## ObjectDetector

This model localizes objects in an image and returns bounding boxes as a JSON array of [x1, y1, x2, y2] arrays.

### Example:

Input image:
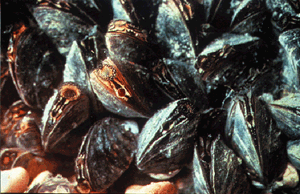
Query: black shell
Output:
[[105, 20, 158, 69], [7, 27, 64, 110], [287, 140, 300, 170], [266, 92, 300, 139], [224, 91, 287, 189], [137, 0, 209, 110], [193, 135, 251, 194], [267, 0, 300, 33], [228, 0, 267, 35], [288, 0, 300, 12], [196, 33, 270, 92], [279, 28, 300, 92], [150, 0, 197, 60], [111, 0, 132, 22], [41, 82, 90, 156], [63, 40, 104, 114], [60, 0, 113, 32], [90, 57, 171, 118], [113, 0, 160, 36], [136, 98, 199, 177], [75, 117, 139, 192], [151, 60, 186, 101], [28, 1, 99, 56]]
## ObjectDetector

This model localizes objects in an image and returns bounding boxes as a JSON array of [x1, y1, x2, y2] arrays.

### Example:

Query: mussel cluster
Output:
[[1, 0, 300, 193]]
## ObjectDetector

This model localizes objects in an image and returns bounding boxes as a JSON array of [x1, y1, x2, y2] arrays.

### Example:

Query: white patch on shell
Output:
[[122, 120, 139, 135], [200, 33, 259, 56], [148, 169, 181, 180]]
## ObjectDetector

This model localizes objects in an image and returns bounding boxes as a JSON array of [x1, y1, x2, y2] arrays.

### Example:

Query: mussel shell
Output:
[[229, 0, 267, 35], [193, 146, 211, 194], [251, 70, 282, 100], [1, 100, 43, 155], [154, 0, 196, 61], [279, 28, 300, 91], [111, 0, 132, 22], [5, 113, 44, 156], [151, 60, 186, 101], [172, 0, 211, 53], [193, 135, 251, 194], [115, 0, 160, 35], [62, 0, 113, 32], [0, 63, 20, 113], [266, 0, 300, 33], [78, 29, 107, 72], [288, 0, 300, 12], [90, 57, 171, 118], [117, 0, 207, 54], [163, 58, 209, 110], [225, 92, 287, 188], [199, 108, 227, 137], [26, 173, 75, 193], [28, 2, 98, 56], [201, 0, 265, 32], [1, 100, 31, 139], [106, 20, 158, 69], [209, 135, 251, 194], [110, 0, 209, 110], [268, 93, 300, 139], [196, 33, 269, 91], [41, 82, 90, 155], [136, 98, 199, 176], [75, 117, 138, 192], [63, 41, 104, 114], [203, 0, 234, 31], [266, 92, 300, 139], [287, 140, 300, 170], [7, 27, 64, 110]]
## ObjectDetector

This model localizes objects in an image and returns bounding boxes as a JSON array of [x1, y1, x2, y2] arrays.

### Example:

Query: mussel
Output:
[[193, 135, 251, 194], [63, 40, 104, 114], [105, 20, 158, 69], [196, 33, 270, 93], [1, 100, 31, 139], [5, 113, 43, 156], [3, 1, 300, 193], [7, 26, 64, 110], [267, 0, 300, 33], [41, 82, 90, 156], [279, 28, 300, 92], [75, 117, 139, 192], [287, 140, 300, 170], [25, 173, 76, 193], [224, 91, 287, 190], [229, 0, 268, 35], [266, 92, 300, 139], [106, 20, 187, 104], [27, 1, 104, 56], [90, 57, 171, 118], [136, 98, 199, 179]]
